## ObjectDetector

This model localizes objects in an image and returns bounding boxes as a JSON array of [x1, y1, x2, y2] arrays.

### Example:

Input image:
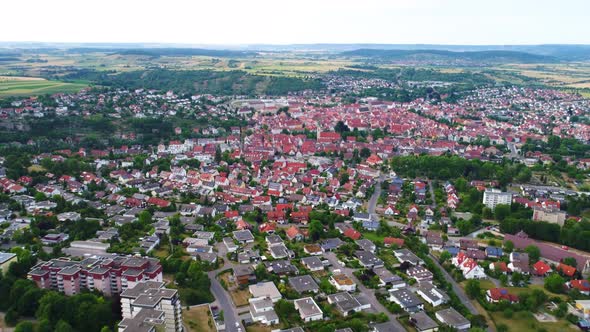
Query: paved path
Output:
[[324, 252, 406, 332]]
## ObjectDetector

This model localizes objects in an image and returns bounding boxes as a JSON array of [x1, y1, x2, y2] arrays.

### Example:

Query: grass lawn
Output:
[[490, 310, 579, 332], [153, 244, 170, 259], [229, 288, 251, 307], [467, 279, 569, 301], [378, 251, 400, 268], [363, 232, 385, 243], [184, 305, 216, 332], [218, 271, 250, 307]]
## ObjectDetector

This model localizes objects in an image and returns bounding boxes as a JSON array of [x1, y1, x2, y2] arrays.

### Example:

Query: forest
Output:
[[60, 69, 324, 96]]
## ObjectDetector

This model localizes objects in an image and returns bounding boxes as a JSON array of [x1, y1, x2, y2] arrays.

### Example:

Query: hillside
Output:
[[341, 49, 557, 63]]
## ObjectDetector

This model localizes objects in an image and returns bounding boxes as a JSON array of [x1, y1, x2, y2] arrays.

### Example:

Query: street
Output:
[[428, 254, 493, 332], [208, 241, 244, 332], [324, 252, 406, 332], [428, 253, 478, 315], [208, 268, 244, 332], [368, 173, 384, 215]]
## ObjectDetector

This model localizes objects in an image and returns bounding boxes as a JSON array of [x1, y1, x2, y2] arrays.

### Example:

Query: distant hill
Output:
[[340, 49, 557, 63], [66, 48, 256, 57]]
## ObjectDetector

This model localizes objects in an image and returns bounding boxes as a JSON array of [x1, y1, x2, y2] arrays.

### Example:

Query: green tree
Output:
[[563, 257, 577, 268], [138, 210, 153, 224], [14, 321, 34, 332], [308, 220, 324, 241], [334, 121, 349, 133], [511, 272, 524, 286], [525, 245, 540, 263], [494, 204, 510, 221], [55, 320, 74, 332], [503, 240, 514, 253], [465, 279, 481, 299], [360, 147, 371, 158], [499, 274, 508, 286], [439, 251, 452, 264], [544, 273, 565, 293]]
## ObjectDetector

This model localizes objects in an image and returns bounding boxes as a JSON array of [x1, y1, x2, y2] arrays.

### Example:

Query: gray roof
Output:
[[0, 252, 16, 264], [389, 288, 423, 309], [294, 297, 322, 317], [371, 322, 400, 332], [410, 311, 439, 331], [435, 308, 470, 329], [233, 230, 254, 242], [355, 250, 384, 268], [288, 275, 319, 293], [301, 256, 324, 270], [327, 292, 364, 313], [393, 249, 423, 265], [417, 283, 450, 304]]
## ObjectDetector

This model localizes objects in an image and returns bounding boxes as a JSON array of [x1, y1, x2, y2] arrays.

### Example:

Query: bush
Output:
[[4, 308, 19, 326]]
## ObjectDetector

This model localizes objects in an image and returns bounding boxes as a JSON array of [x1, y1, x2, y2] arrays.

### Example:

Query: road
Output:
[[368, 173, 384, 215], [324, 252, 406, 332], [426, 179, 436, 204], [507, 143, 522, 161], [208, 268, 243, 332], [208, 242, 244, 332], [428, 253, 478, 315]]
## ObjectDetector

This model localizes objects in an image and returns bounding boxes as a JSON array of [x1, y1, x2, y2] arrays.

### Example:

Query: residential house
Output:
[[355, 251, 384, 269], [486, 288, 519, 303], [330, 274, 357, 292], [435, 308, 471, 331], [389, 288, 424, 313], [233, 265, 256, 286], [249, 282, 282, 303], [533, 261, 552, 276], [301, 257, 324, 272], [410, 311, 439, 332], [294, 297, 323, 322], [289, 275, 319, 294], [417, 283, 449, 307], [327, 292, 371, 317]]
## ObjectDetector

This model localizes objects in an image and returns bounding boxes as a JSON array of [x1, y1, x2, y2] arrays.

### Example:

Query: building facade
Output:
[[119, 281, 183, 332], [27, 255, 162, 296]]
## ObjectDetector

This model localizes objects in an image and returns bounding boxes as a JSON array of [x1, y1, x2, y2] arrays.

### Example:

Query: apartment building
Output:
[[27, 255, 162, 296], [119, 281, 183, 332], [482, 189, 512, 210]]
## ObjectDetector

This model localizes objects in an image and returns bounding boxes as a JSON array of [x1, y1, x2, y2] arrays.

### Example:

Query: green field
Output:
[[0, 78, 88, 97]]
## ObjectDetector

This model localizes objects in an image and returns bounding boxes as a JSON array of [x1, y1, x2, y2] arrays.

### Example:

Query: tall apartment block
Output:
[[119, 281, 183, 332], [27, 255, 162, 296], [482, 188, 512, 210]]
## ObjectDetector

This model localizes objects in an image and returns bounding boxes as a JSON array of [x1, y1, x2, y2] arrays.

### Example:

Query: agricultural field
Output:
[[495, 63, 590, 89], [0, 76, 87, 97]]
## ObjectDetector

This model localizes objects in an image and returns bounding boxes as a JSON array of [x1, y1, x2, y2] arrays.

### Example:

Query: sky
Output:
[[2, 0, 589, 45]]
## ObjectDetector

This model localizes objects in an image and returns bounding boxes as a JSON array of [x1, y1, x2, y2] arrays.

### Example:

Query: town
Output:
[[0, 69, 589, 332]]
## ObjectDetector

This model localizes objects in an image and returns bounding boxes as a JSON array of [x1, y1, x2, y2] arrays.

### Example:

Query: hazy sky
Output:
[[2, 0, 589, 45]]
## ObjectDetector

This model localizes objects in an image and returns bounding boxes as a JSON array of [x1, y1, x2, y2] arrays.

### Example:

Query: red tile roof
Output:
[[557, 263, 576, 277], [533, 261, 551, 275], [488, 288, 519, 302], [343, 228, 361, 240]]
